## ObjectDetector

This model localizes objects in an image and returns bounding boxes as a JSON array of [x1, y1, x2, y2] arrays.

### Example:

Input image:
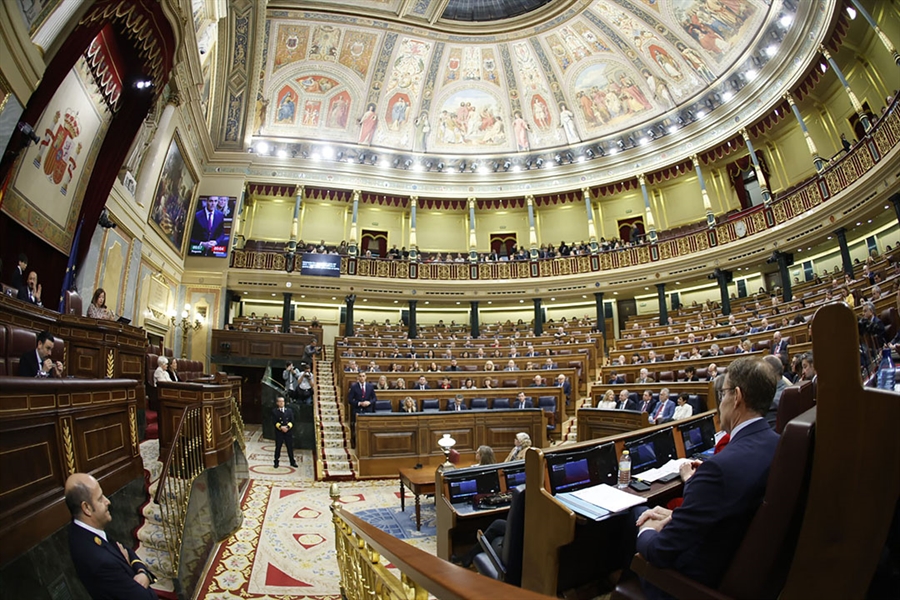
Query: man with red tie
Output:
[[648, 388, 675, 424], [190, 197, 227, 255]]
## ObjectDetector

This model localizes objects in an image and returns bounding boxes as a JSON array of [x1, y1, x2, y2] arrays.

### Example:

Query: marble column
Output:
[[740, 129, 772, 205], [408, 196, 419, 261], [785, 93, 825, 172], [691, 155, 716, 228], [348, 190, 360, 256], [848, 0, 900, 66], [638, 174, 658, 243], [231, 185, 247, 250], [470, 301, 480, 339], [468, 198, 478, 262], [835, 228, 854, 279], [408, 300, 418, 339], [526, 195, 539, 259], [714, 269, 732, 316], [533, 298, 543, 336], [287, 187, 303, 269], [281, 293, 292, 333], [594, 292, 606, 353], [656, 283, 668, 326], [774, 252, 793, 302], [583, 187, 599, 253], [345, 296, 355, 337], [821, 46, 872, 133]]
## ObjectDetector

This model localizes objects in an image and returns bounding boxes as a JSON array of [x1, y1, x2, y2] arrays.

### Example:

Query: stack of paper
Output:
[[572, 484, 647, 512], [635, 458, 692, 483]]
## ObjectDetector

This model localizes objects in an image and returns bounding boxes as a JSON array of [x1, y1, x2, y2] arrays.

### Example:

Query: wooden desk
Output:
[[399, 467, 436, 531]]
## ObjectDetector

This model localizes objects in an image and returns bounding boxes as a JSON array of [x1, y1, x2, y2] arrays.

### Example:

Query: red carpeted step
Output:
[[144, 410, 159, 440]]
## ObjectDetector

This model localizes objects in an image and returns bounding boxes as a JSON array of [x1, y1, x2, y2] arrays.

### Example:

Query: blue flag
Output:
[[59, 217, 83, 313]]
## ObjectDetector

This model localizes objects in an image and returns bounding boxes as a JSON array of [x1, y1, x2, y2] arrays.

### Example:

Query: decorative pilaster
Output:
[[583, 187, 599, 253], [821, 46, 872, 132], [740, 129, 772, 205], [468, 198, 478, 262], [785, 93, 825, 172], [348, 190, 360, 256], [848, 0, 900, 66], [691, 155, 716, 227], [408, 196, 418, 261], [526, 195, 539, 259], [638, 174, 657, 243]]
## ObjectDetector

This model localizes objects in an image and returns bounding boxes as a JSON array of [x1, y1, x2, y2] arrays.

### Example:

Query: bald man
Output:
[[65, 473, 157, 599]]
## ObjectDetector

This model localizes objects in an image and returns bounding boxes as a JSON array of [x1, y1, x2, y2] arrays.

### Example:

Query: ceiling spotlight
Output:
[[668, 125, 678, 134], [392, 157, 401, 168], [525, 159, 534, 169], [535, 157, 544, 168], [425, 161, 433, 171], [277, 149, 288, 158], [819, 62, 827, 73], [511, 164, 521, 172], [321, 146, 334, 159], [647, 129, 657, 139], [640, 137, 650, 146], [469, 162, 477, 172], [565, 151, 574, 163], [554, 153, 563, 164], [617, 139, 626, 150], [336, 151, 344, 161], [745, 69, 758, 81], [459, 161, 467, 172], [358, 152, 366, 163], [403, 159, 412, 169], [369, 154, 378, 165], [779, 15, 792, 28], [585, 148, 594, 159], [627, 136, 636, 147], [846, 6, 857, 19], [492, 161, 500, 172], [722, 91, 733, 102], [412, 162, 422, 171], [503, 160, 511, 171], [765, 45, 778, 57], [436, 162, 444, 172], [255, 141, 270, 154], [596, 146, 605, 157]]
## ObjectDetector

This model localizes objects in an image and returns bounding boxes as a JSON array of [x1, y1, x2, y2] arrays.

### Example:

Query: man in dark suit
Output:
[[18, 330, 63, 377], [555, 373, 572, 405], [514, 392, 533, 409], [446, 395, 468, 411], [65, 472, 157, 599], [16, 270, 42, 306], [414, 375, 430, 390], [190, 197, 227, 255], [272, 396, 297, 468], [634, 356, 780, 595], [617, 389, 639, 411], [772, 330, 789, 360], [11, 253, 27, 291], [348, 372, 377, 421]]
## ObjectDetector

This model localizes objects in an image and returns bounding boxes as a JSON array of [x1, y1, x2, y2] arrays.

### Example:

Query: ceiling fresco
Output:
[[252, 0, 772, 157]]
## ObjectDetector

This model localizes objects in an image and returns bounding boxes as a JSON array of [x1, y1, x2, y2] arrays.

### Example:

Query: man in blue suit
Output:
[[65, 473, 157, 599], [190, 197, 227, 255], [555, 373, 572, 405], [647, 388, 675, 424], [446, 395, 469, 411], [273, 395, 297, 468], [634, 356, 780, 595], [348, 371, 377, 420]]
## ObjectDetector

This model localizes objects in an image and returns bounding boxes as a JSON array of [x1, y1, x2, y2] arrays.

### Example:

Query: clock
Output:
[[734, 220, 748, 238]]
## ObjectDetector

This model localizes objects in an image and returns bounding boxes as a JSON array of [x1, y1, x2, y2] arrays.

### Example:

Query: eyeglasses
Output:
[[722, 386, 737, 397]]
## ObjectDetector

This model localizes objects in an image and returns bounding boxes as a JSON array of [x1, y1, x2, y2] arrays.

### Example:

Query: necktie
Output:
[[655, 403, 664, 420], [208, 212, 215, 238]]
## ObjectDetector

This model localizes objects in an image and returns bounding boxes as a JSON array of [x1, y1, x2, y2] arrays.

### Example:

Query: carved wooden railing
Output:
[[230, 395, 246, 453], [230, 103, 900, 281], [154, 403, 204, 577], [330, 484, 552, 600]]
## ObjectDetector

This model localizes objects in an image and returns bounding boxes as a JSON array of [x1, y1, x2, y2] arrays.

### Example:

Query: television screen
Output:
[[678, 415, 717, 456], [300, 253, 341, 277], [188, 195, 236, 257], [546, 442, 617, 495], [624, 428, 678, 475]]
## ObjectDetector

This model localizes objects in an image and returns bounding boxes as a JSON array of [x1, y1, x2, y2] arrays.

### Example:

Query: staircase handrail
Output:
[[330, 484, 552, 600], [153, 402, 204, 576]]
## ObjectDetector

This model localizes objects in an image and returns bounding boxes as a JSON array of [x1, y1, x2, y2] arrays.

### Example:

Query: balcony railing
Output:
[[231, 104, 900, 281]]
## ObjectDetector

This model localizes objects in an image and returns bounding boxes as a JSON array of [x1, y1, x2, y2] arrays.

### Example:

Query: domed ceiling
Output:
[[252, 0, 775, 156]]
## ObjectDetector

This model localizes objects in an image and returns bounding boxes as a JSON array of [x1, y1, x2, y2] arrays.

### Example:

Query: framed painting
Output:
[[147, 132, 197, 257]]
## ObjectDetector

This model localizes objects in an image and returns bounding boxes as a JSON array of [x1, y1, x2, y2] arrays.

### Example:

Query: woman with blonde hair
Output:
[[153, 356, 171, 387], [484, 360, 496, 372], [402, 396, 417, 413], [395, 377, 407, 389], [504, 432, 532, 462], [597, 389, 617, 409], [376, 375, 389, 390]]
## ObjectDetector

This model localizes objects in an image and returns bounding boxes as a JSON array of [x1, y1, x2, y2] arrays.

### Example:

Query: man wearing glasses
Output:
[[633, 356, 780, 593]]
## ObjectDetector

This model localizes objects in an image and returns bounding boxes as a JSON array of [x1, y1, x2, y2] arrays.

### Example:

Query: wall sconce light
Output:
[[169, 304, 203, 359]]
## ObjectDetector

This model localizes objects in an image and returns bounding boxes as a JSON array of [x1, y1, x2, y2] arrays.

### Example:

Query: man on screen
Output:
[[190, 197, 227, 255]]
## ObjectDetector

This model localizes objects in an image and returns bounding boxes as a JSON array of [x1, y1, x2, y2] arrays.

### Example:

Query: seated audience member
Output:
[[153, 357, 171, 386], [474, 445, 496, 466], [87, 288, 118, 320], [555, 373, 572, 404], [427, 361, 441, 372], [634, 356, 779, 593], [672, 395, 693, 420], [706, 363, 718, 380], [607, 370, 620, 384], [409, 360, 422, 372], [597, 390, 617, 409], [771, 331, 789, 360], [375, 375, 389, 390], [395, 377, 407, 390], [462, 378, 477, 389], [166, 358, 180, 382], [504, 432, 531, 462], [636, 368, 654, 384], [65, 473, 158, 599], [530, 374, 545, 387], [762, 355, 791, 428], [402, 396, 417, 413], [17, 270, 42, 306], [683, 365, 699, 381], [483, 378, 496, 389], [41, 356, 64, 378], [414, 376, 430, 390], [618, 389, 638, 411], [484, 360, 496, 372], [446, 394, 468, 411], [439, 377, 453, 390], [505, 360, 519, 371], [801, 352, 817, 384], [648, 388, 675, 424], [514, 391, 532, 409], [638, 390, 655, 414], [19, 330, 63, 377]]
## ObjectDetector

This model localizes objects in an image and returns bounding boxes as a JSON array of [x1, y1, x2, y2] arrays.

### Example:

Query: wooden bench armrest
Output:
[[629, 554, 732, 600]]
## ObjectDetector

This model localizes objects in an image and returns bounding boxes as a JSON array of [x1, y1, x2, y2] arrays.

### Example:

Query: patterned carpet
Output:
[[192, 426, 437, 599]]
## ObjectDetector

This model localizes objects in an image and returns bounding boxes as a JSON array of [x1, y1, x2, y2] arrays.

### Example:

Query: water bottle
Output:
[[617, 450, 632, 489], [877, 347, 896, 390]]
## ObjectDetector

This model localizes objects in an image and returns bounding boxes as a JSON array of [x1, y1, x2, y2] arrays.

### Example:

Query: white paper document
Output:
[[571, 484, 647, 513], [635, 458, 692, 483]]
